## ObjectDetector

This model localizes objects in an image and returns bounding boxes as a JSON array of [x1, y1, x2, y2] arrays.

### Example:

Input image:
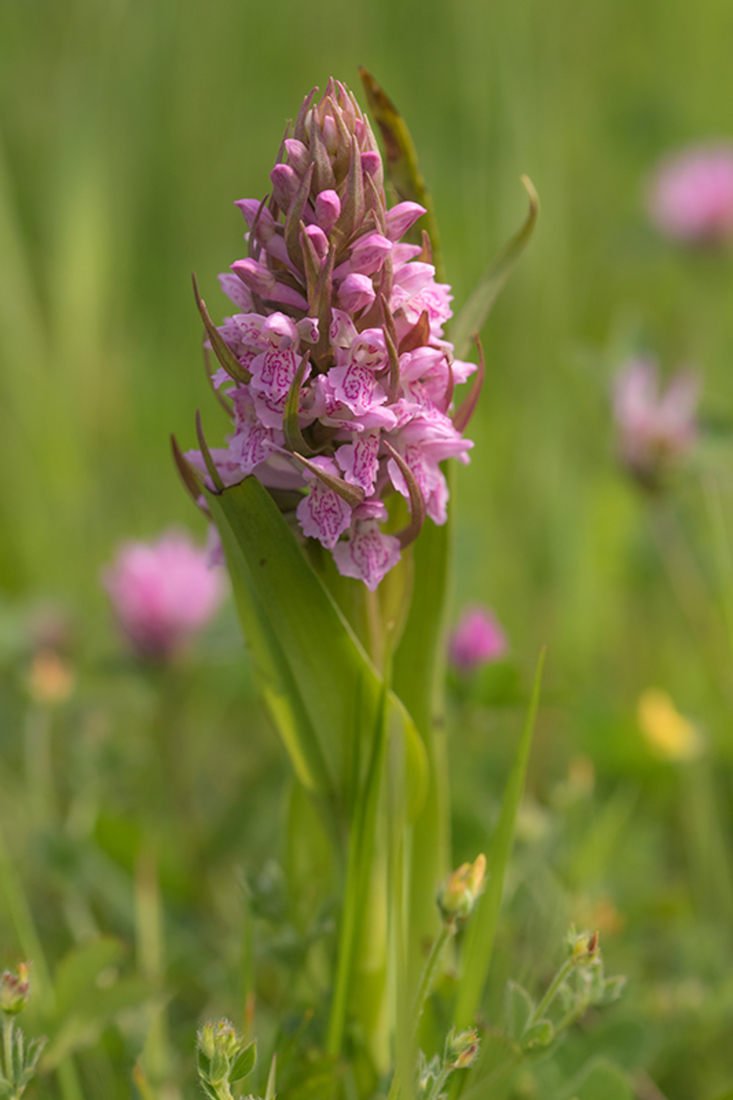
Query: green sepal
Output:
[[451, 176, 539, 360]]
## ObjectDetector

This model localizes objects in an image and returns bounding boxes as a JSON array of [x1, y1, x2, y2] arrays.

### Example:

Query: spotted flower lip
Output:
[[189, 79, 478, 591]]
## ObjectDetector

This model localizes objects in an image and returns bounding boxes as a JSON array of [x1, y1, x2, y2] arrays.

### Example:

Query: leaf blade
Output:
[[454, 648, 546, 1027], [452, 176, 539, 360]]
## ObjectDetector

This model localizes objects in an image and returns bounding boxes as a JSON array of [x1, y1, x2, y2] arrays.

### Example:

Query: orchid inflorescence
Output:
[[184, 79, 479, 591]]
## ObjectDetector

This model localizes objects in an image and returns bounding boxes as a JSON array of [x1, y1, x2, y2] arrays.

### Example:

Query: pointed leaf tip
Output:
[[452, 175, 539, 359], [192, 272, 252, 384], [283, 355, 315, 455], [292, 453, 365, 508], [383, 440, 426, 548], [452, 333, 485, 434], [171, 434, 205, 506], [195, 409, 225, 493]]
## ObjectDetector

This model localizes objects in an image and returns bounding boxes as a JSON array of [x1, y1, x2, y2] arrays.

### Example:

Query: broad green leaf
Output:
[[359, 68, 444, 282], [230, 1042, 257, 1083], [54, 937, 126, 1018], [451, 176, 539, 360], [42, 976, 155, 1068], [504, 980, 534, 1042], [454, 649, 546, 1027], [523, 1019, 554, 1050], [392, 515, 452, 988], [208, 477, 381, 802], [565, 1057, 633, 1100]]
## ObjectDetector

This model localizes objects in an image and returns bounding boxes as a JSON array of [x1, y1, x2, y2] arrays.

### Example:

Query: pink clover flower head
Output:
[[449, 606, 508, 673], [192, 79, 478, 590], [613, 358, 700, 485], [647, 144, 733, 244], [103, 531, 224, 659]]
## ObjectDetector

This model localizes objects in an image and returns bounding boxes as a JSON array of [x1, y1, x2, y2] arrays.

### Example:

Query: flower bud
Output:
[[565, 925, 600, 965], [314, 189, 341, 232], [284, 138, 309, 175], [337, 272, 376, 313], [1, 963, 31, 1016], [446, 1028, 480, 1069], [438, 853, 486, 926], [270, 163, 301, 211]]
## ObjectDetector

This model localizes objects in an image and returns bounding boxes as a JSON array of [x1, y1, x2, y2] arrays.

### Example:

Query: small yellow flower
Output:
[[637, 688, 703, 762]]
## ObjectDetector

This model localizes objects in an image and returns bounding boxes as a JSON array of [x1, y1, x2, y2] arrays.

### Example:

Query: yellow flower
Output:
[[637, 688, 703, 761]]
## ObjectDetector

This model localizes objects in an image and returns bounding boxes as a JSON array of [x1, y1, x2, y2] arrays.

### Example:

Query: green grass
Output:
[[2, 1, 733, 1097]]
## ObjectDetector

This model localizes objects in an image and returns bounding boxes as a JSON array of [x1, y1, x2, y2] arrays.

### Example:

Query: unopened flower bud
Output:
[[197, 1019, 239, 1067], [438, 853, 486, 926], [338, 272, 376, 313], [446, 1028, 480, 1069], [284, 138, 309, 175], [361, 150, 382, 178], [565, 925, 600, 965], [270, 163, 301, 211], [304, 223, 329, 263], [314, 189, 341, 232], [1, 963, 31, 1016]]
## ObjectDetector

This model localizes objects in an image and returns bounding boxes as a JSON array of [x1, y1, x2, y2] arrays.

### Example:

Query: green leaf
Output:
[[565, 1057, 633, 1100], [523, 1019, 554, 1050], [504, 980, 534, 1041], [359, 68, 444, 282], [54, 937, 126, 1018], [43, 976, 155, 1068], [451, 176, 539, 360], [229, 1042, 257, 1083], [392, 514, 452, 988], [207, 478, 420, 813], [454, 649, 546, 1027]]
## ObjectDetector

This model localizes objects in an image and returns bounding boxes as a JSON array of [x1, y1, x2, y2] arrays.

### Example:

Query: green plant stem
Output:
[[3, 1015, 14, 1092], [529, 956, 574, 1026], [0, 824, 85, 1100], [411, 924, 454, 1037], [426, 1065, 452, 1100]]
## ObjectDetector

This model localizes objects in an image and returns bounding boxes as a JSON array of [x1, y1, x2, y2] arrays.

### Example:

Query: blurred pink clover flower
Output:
[[449, 606, 508, 673], [613, 358, 700, 486], [103, 531, 224, 659], [647, 144, 733, 244]]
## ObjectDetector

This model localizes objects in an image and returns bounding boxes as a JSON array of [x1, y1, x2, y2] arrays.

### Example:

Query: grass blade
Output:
[[454, 647, 546, 1028], [452, 176, 539, 360]]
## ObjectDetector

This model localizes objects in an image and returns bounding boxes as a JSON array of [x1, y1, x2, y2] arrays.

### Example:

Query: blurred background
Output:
[[2, 0, 733, 1097]]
